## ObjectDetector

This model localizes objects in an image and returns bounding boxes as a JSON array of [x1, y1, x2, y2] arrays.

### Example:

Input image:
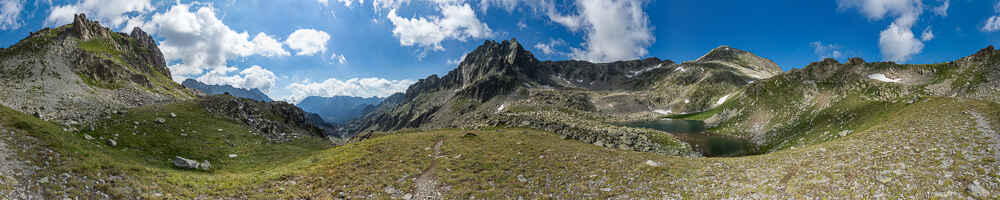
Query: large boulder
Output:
[[172, 156, 210, 171]]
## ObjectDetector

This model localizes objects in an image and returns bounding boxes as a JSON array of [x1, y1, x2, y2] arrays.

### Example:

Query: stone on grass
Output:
[[645, 160, 662, 167], [154, 118, 166, 124], [968, 181, 989, 198], [173, 156, 210, 171]]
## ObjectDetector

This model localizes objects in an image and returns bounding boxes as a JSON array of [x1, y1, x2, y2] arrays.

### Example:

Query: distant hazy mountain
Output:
[[296, 96, 383, 123], [182, 79, 273, 102]]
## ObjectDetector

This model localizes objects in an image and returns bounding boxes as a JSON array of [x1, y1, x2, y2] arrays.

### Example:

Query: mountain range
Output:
[[296, 96, 383, 123], [0, 14, 998, 199], [181, 79, 273, 102]]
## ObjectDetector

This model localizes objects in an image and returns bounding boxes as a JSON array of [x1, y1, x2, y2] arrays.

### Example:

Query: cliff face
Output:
[[0, 13, 194, 124]]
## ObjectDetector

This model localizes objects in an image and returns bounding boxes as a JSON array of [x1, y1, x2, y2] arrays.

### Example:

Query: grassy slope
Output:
[[258, 97, 999, 199], [1, 97, 998, 199], [0, 100, 331, 198]]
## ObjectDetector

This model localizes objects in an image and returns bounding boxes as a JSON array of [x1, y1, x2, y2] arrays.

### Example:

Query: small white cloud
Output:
[[318, 0, 328, 6], [285, 29, 331, 56], [809, 41, 843, 60], [196, 65, 279, 93], [984, 1, 1000, 32], [920, 26, 934, 41], [984, 16, 1000, 32], [479, 0, 519, 13], [516, 20, 527, 30], [386, 3, 493, 56], [0, 0, 24, 30], [533, 39, 566, 55], [447, 54, 466, 65], [283, 77, 416, 103], [44, 0, 155, 29], [330, 52, 348, 64], [932, 0, 948, 17]]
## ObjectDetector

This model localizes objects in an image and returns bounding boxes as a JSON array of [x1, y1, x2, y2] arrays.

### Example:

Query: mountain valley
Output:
[[0, 14, 998, 199]]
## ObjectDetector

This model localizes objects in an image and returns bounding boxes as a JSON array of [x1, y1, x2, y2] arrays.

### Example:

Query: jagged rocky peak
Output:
[[72, 13, 112, 41], [452, 38, 538, 86], [692, 45, 783, 79]]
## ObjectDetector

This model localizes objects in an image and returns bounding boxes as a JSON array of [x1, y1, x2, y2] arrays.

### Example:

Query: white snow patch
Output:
[[228, 154, 238, 158], [684, 99, 690, 103], [626, 64, 663, 78], [497, 104, 506, 112], [715, 94, 731, 106], [653, 109, 672, 115], [867, 73, 902, 83], [674, 66, 686, 72]]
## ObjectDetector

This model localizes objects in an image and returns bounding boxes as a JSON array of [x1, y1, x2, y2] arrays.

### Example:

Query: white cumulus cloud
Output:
[[44, 0, 154, 29], [0, 0, 23, 30], [566, 0, 654, 62], [146, 2, 290, 81], [196, 65, 279, 93], [837, 0, 927, 62], [387, 2, 493, 56], [283, 78, 416, 103], [285, 29, 331, 56]]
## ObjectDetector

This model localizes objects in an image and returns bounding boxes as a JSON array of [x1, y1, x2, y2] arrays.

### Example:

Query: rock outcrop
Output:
[[0, 13, 193, 125], [199, 95, 334, 142]]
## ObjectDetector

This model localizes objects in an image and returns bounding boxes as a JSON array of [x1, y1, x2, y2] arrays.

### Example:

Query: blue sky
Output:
[[1, 0, 998, 102]]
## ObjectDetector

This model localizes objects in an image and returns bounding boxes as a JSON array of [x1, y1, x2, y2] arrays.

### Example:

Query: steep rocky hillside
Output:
[[0, 14, 194, 124], [700, 46, 1000, 152], [296, 96, 382, 123], [355, 39, 782, 156], [182, 79, 273, 102]]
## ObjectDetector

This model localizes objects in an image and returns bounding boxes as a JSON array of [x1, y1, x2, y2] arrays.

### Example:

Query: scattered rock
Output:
[[199, 160, 211, 171], [645, 160, 662, 167], [107, 139, 117, 147], [169, 113, 177, 118], [172, 156, 210, 171], [463, 132, 478, 137], [838, 130, 853, 137], [517, 174, 528, 182], [876, 175, 891, 184], [228, 154, 238, 158], [154, 118, 166, 124], [968, 181, 989, 198], [83, 134, 94, 140]]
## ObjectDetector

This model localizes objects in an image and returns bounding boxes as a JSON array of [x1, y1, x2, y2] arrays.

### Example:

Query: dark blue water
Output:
[[620, 119, 757, 157]]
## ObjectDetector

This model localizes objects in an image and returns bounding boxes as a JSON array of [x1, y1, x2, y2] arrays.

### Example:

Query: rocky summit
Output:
[[1, 8, 999, 200], [0, 13, 193, 125]]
